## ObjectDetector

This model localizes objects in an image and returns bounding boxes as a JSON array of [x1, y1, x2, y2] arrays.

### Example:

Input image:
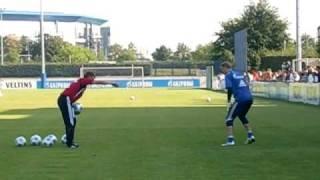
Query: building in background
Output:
[[100, 27, 111, 61], [0, 10, 110, 60]]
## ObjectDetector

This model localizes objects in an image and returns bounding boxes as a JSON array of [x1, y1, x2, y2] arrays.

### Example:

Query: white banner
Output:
[[303, 83, 320, 105], [289, 83, 305, 103], [251, 82, 269, 97], [251, 82, 320, 106], [0, 79, 37, 89]]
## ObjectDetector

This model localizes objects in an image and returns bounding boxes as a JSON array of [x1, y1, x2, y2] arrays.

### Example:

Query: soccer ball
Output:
[[207, 97, 212, 102], [73, 103, 82, 115], [130, 96, 136, 101], [47, 134, 58, 144], [61, 134, 67, 144], [30, 134, 42, 146], [42, 137, 54, 147], [15, 136, 27, 147]]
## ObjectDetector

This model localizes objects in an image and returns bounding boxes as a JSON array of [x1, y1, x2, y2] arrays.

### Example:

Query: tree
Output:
[[248, 50, 261, 68], [64, 45, 96, 63], [262, 36, 319, 58], [30, 34, 65, 62], [301, 34, 316, 49], [109, 44, 123, 61], [300, 34, 318, 58], [97, 51, 105, 61], [30, 34, 96, 63], [221, 49, 235, 63], [261, 40, 296, 57], [214, 0, 289, 67], [4, 35, 22, 63], [109, 43, 137, 61], [29, 39, 41, 61], [19, 36, 31, 55], [191, 43, 215, 61], [173, 43, 192, 61], [45, 35, 67, 62], [152, 45, 172, 61], [119, 42, 137, 61]]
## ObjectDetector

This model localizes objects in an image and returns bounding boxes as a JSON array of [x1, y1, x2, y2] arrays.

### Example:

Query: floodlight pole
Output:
[[0, 8, 5, 66], [296, 0, 302, 72], [40, 0, 47, 88]]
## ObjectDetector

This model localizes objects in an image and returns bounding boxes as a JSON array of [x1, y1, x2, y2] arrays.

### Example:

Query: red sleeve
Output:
[[80, 78, 94, 86]]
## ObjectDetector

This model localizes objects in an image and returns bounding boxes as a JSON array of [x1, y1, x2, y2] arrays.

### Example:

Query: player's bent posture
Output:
[[58, 72, 118, 149], [220, 62, 255, 146]]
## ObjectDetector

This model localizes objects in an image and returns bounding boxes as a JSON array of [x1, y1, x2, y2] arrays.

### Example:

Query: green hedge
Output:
[[0, 62, 214, 77], [0, 63, 152, 77], [152, 61, 213, 69]]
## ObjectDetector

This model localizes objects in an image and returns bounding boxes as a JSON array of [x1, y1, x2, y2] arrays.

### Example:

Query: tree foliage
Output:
[[1, 34, 98, 64], [4, 35, 22, 63], [173, 43, 192, 61], [191, 44, 215, 61], [152, 45, 172, 61], [214, 0, 289, 67], [300, 34, 318, 58], [109, 43, 137, 61]]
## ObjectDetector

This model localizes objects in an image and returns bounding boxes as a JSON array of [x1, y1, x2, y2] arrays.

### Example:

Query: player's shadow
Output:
[[0, 106, 225, 126], [0, 106, 225, 148]]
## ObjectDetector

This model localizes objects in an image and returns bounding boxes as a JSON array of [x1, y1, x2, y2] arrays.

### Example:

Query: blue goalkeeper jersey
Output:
[[225, 70, 253, 102]]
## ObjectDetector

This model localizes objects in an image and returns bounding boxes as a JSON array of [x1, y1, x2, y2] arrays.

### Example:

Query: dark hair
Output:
[[84, 72, 95, 78], [220, 61, 232, 69]]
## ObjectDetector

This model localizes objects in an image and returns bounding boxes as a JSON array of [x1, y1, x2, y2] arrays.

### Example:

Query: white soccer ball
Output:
[[42, 137, 54, 147], [61, 134, 67, 144], [73, 103, 82, 115], [130, 96, 136, 101], [207, 97, 212, 102], [30, 134, 42, 146], [15, 136, 27, 147], [47, 134, 58, 144]]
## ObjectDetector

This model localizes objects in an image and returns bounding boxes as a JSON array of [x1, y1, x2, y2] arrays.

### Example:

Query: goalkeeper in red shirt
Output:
[[58, 72, 118, 149]]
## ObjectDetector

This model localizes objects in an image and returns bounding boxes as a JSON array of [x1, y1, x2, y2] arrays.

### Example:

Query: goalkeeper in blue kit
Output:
[[220, 62, 255, 146]]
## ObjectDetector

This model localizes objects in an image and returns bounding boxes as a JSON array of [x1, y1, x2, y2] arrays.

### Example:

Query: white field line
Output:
[[0, 115, 30, 120], [86, 104, 278, 108]]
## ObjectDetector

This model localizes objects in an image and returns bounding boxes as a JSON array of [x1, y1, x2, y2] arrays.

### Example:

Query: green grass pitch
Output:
[[0, 89, 319, 180]]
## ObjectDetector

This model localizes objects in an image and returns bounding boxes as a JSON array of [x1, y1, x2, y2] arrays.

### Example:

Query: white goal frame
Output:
[[80, 65, 145, 88]]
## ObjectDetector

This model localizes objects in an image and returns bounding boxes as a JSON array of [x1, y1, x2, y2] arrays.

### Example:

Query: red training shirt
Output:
[[61, 78, 94, 103]]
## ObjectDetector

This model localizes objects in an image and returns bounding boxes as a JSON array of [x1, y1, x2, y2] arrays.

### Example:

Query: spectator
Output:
[[251, 69, 260, 81], [300, 72, 308, 82], [252, 64, 320, 83], [274, 70, 283, 81], [282, 71, 288, 82], [262, 68, 273, 81], [313, 72, 318, 83], [272, 71, 279, 81], [316, 66, 320, 83], [307, 67, 315, 83], [287, 70, 295, 83], [293, 71, 300, 82], [246, 71, 254, 82]]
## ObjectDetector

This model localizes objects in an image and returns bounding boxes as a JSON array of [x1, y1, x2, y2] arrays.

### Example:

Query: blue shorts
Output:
[[226, 100, 253, 125]]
